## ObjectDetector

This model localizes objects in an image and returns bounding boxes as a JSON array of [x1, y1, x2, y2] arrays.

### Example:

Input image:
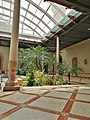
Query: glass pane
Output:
[[34, 32, 39, 36], [19, 28, 22, 33], [30, 23, 36, 29], [65, 9, 72, 15], [32, 0, 41, 5], [3, 1, 10, 9], [29, 4, 37, 14], [35, 9, 44, 18], [19, 23, 22, 28], [47, 6, 54, 18], [24, 19, 30, 25], [20, 16, 24, 22], [35, 27, 42, 33], [4, 9, 10, 16], [0, 8, 3, 13], [2, 16, 9, 21], [11, 4, 14, 11], [54, 12, 63, 22], [42, 15, 50, 24], [38, 22, 45, 28], [43, 27, 50, 33], [23, 29, 31, 34], [23, 24, 29, 29], [40, 1, 50, 10], [40, 31, 46, 36], [33, 17, 39, 24], [26, 13, 33, 20], [20, 9, 26, 16], [21, 0, 29, 9], [11, 11, 13, 17], [48, 21, 55, 29]]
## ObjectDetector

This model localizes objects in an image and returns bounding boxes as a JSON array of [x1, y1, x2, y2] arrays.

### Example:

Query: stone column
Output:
[[4, 0, 21, 91], [56, 36, 59, 63]]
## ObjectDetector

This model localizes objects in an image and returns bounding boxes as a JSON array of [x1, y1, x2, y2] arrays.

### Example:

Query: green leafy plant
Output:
[[35, 71, 45, 86], [18, 45, 51, 73], [42, 74, 53, 85], [26, 72, 36, 86], [54, 74, 66, 85], [57, 60, 70, 84], [71, 66, 84, 76]]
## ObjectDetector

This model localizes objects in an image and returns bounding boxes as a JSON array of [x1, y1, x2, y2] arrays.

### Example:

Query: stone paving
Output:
[[0, 85, 90, 120]]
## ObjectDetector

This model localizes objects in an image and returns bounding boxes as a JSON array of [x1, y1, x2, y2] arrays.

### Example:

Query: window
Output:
[[72, 57, 77, 68]]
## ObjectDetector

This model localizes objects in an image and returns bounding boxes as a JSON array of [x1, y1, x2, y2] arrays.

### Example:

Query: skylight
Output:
[[0, 0, 73, 39]]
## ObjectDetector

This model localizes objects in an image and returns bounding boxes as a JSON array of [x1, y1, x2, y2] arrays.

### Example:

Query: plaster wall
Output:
[[61, 39, 90, 73], [0, 46, 9, 71]]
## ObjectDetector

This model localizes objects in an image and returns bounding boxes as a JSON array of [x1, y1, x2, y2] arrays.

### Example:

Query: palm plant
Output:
[[18, 45, 51, 72], [57, 60, 70, 75]]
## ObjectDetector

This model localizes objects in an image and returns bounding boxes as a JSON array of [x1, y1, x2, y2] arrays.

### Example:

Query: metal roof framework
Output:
[[0, 0, 70, 38]]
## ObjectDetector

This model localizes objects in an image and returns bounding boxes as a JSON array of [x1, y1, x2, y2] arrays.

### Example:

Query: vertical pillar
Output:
[[4, 0, 21, 91], [56, 36, 59, 64], [56, 36, 59, 74]]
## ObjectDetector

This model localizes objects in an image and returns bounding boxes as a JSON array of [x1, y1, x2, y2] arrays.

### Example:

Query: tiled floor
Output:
[[0, 84, 90, 120]]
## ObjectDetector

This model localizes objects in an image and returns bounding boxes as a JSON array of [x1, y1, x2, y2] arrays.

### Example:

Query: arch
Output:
[[0, 51, 4, 71]]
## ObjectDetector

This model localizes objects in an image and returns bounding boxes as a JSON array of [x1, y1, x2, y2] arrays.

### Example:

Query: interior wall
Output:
[[60, 38, 90, 73], [0, 46, 9, 71]]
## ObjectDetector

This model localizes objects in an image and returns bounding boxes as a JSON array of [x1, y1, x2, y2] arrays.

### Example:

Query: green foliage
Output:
[[25, 71, 54, 86], [71, 66, 84, 76], [56, 60, 70, 84], [54, 75, 66, 85], [17, 68, 27, 76], [35, 71, 45, 86], [57, 60, 70, 75], [22, 80, 28, 86], [42, 74, 53, 85], [18, 45, 51, 74], [26, 72, 36, 86], [17, 62, 35, 75]]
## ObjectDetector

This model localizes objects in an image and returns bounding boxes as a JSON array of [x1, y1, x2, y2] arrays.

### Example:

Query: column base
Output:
[[3, 79, 20, 91], [3, 86, 20, 91]]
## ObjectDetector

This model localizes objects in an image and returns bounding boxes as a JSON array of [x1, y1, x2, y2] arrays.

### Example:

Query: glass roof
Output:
[[0, 0, 76, 41]]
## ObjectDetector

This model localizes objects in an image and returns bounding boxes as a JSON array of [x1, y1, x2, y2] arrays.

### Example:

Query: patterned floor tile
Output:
[[75, 93, 90, 102], [0, 92, 36, 103], [0, 91, 13, 97], [2, 108, 59, 120], [70, 101, 90, 117], [55, 87, 75, 92], [77, 87, 90, 94], [22, 89, 48, 95], [45, 91, 72, 99], [0, 102, 15, 114], [30, 96, 68, 112]]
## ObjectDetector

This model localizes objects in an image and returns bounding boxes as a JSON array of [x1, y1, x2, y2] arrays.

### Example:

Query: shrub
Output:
[[26, 72, 36, 86]]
